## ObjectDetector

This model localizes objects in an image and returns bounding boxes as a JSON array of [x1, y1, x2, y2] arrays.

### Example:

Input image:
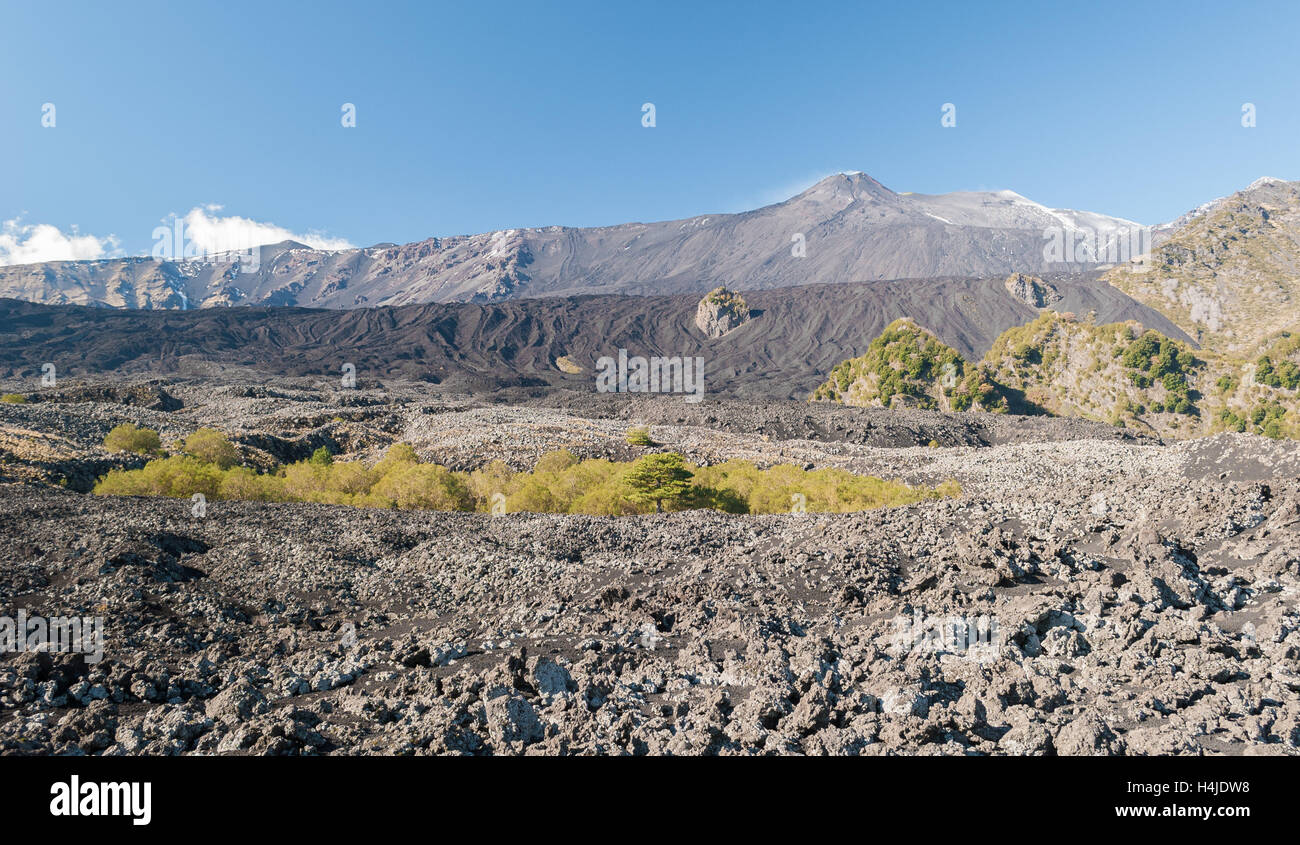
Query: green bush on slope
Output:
[[811, 318, 1007, 412], [103, 423, 163, 455]]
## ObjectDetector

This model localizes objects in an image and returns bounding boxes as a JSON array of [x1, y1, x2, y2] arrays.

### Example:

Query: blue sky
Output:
[[2, 0, 1297, 261]]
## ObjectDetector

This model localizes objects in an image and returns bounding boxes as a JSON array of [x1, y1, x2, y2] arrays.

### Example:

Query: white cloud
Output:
[[173, 205, 354, 254], [0, 206, 352, 267], [0, 218, 120, 266]]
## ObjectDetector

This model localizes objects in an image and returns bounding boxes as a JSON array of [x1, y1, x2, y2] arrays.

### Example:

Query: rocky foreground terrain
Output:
[[1, 377, 1298, 755]]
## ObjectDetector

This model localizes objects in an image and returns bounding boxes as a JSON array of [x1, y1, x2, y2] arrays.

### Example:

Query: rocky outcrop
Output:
[[694, 287, 751, 338], [1004, 273, 1062, 309]]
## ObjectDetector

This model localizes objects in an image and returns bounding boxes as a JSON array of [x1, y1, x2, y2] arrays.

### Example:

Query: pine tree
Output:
[[622, 453, 693, 512]]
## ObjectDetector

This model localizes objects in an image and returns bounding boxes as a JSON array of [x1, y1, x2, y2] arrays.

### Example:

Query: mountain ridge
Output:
[[0, 172, 1156, 310], [1104, 177, 1300, 358]]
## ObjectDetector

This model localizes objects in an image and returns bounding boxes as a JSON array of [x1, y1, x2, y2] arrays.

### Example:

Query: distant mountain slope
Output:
[[0, 173, 1143, 309], [1104, 177, 1300, 358], [0, 273, 1187, 400]]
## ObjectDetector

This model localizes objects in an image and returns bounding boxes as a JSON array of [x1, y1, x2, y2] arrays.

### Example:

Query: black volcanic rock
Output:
[[0, 272, 1190, 400]]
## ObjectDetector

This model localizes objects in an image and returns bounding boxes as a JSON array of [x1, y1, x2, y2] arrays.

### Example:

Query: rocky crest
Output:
[[1104, 178, 1300, 357]]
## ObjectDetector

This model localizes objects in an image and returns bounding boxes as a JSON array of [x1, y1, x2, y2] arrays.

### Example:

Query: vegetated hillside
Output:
[[985, 314, 1300, 439], [0, 272, 1187, 401], [810, 318, 1007, 412], [0, 172, 1144, 308], [814, 311, 1300, 440], [1211, 330, 1300, 439], [1104, 177, 1300, 358], [981, 314, 1204, 434]]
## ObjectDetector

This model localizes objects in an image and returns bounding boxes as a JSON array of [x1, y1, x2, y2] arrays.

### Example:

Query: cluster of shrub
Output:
[[94, 424, 960, 515], [702, 285, 750, 316], [812, 319, 1005, 412], [1120, 331, 1199, 415], [1255, 355, 1300, 390], [1217, 402, 1290, 439], [1205, 335, 1298, 438]]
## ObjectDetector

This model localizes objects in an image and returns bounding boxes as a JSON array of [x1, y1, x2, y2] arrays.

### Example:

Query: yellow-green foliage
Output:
[[489, 450, 638, 515], [703, 286, 749, 315], [0, 393, 26, 404], [373, 463, 473, 510], [94, 443, 960, 515], [183, 428, 239, 469], [690, 461, 961, 514], [217, 466, 286, 501], [102, 423, 162, 455], [95, 455, 225, 498], [625, 426, 654, 446]]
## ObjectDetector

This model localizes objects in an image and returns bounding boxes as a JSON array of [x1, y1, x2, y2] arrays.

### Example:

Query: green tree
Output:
[[622, 453, 693, 512]]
